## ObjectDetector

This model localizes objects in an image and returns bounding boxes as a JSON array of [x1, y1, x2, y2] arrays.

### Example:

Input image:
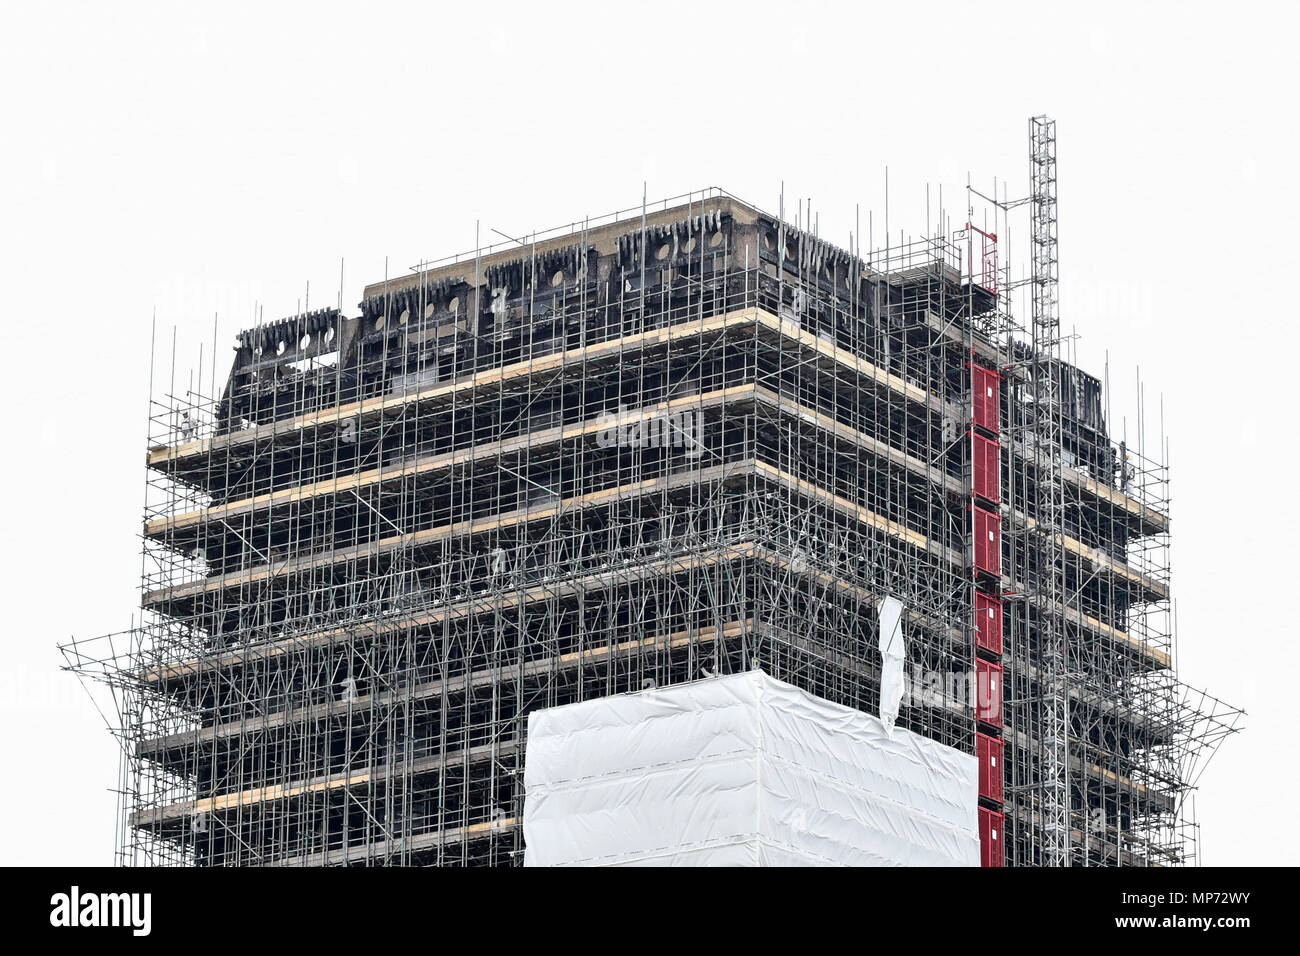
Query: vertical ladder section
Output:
[[1029, 113, 1071, 867]]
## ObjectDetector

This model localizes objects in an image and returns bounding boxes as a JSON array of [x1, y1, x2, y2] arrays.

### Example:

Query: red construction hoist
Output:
[[971, 353, 1004, 866]]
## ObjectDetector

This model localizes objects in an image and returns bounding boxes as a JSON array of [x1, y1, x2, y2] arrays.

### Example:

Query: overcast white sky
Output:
[[1, 1, 1295, 866]]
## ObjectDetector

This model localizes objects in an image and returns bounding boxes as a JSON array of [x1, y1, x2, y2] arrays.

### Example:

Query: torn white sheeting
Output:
[[877, 595, 906, 733], [523, 670, 978, 867]]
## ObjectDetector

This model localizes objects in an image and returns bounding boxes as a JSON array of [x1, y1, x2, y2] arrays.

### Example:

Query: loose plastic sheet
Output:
[[877, 595, 906, 733], [523, 670, 978, 866]]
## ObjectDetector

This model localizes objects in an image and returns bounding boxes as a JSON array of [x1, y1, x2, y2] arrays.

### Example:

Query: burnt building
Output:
[[67, 120, 1240, 866]]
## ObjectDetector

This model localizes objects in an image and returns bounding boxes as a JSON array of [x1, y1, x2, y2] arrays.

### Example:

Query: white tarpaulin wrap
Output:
[[523, 670, 978, 867], [877, 595, 906, 734]]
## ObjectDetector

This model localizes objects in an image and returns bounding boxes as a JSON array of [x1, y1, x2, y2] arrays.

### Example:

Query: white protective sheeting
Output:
[[877, 595, 906, 734], [523, 670, 978, 867]]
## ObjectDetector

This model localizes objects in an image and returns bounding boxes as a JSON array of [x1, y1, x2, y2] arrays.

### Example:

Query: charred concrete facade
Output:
[[69, 173, 1238, 865]]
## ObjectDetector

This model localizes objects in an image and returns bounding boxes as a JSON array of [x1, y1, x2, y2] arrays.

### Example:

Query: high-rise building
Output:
[[66, 122, 1240, 866]]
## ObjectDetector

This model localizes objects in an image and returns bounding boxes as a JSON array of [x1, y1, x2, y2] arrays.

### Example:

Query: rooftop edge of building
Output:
[[360, 189, 765, 301]]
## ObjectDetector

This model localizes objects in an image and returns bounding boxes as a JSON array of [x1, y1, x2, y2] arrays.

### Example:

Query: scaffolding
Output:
[[1026, 114, 1072, 866], [64, 135, 1241, 867]]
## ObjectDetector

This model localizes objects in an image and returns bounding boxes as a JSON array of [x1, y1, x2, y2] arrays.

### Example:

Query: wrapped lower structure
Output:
[[523, 670, 979, 866]]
